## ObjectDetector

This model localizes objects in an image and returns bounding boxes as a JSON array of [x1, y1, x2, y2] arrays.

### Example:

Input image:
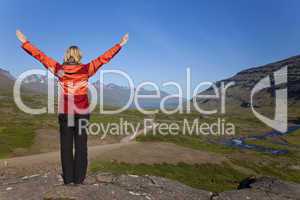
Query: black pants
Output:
[[58, 114, 90, 184]]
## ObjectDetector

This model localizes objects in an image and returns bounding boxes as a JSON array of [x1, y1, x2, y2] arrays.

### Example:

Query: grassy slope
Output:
[[90, 133, 300, 192], [90, 110, 300, 192], [0, 93, 145, 158], [0, 91, 51, 158], [90, 161, 246, 192]]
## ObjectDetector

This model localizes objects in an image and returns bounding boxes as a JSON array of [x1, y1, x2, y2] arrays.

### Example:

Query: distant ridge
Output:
[[0, 68, 15, 91], [193, 54, 300, 115], [0, 68, 184, 108]]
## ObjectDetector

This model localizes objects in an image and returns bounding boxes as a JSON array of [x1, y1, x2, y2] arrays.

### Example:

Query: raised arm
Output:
[[87, 33, 129, 77], [16, 30, 61, 75]]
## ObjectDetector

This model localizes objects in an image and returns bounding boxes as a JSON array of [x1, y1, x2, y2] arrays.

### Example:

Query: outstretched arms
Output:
[[16, 30, 61, 75], [16, 30, 129, 77], [87, 33, 129, 77]]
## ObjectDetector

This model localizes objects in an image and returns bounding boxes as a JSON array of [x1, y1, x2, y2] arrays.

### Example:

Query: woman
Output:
[[16, 30, 129, 185]]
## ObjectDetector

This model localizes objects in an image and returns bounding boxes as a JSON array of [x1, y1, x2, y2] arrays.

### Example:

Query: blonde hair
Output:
[[63, 46, 82, 64]]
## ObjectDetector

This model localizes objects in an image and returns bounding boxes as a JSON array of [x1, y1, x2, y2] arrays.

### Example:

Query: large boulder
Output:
[[214, 176, 300, 200]]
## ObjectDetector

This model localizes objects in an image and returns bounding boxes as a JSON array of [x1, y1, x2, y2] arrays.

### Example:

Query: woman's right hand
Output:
[[119, 33, 129, 47], [16, 30, 28, 43]]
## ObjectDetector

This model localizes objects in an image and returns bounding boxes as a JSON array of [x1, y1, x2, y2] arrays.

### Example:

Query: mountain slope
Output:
[[0, 68, 15, 91], [193, 55, 300, 118]]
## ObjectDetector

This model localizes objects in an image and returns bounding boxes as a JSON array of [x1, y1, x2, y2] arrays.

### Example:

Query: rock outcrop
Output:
[[213, 176, 300, 200], [43, 173, 212, 200], [43, 174, 300, 200]]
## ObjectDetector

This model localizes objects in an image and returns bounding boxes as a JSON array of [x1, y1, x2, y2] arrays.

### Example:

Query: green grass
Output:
[[154, 110, 271, 136], [246, 139, 290, 151], [0, 125, 35, 158], [284, 129, 300, 146], [89, 150, 300, 192], [231, 159, 300, 184], [0, 95, 146, 158], [137, 133, 237, 154], [0, 92, 58, 158], [243, 128, 300, 158], [89, 161, 247, 192]]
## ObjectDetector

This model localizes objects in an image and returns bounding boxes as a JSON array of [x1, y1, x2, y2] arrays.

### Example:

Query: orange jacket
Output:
[[22, 41, 122, 113]]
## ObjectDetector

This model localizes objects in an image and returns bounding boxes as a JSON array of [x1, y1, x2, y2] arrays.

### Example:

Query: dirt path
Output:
[[0, 141, 227, 176], [0, 142, 135, 176]]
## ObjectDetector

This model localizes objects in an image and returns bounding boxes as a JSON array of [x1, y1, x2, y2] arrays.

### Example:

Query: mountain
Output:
[[21, 76, 184, 108], [193, 55, 300, 117], [0, 68, 50, 95], [0, 68, 183, 109], [21, 74, 49, 94], [93, 81, 184, 108], [0, 68, 15, 91]]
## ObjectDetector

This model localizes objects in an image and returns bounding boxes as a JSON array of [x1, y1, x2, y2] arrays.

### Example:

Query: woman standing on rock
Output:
[[16, 30, 129, 185]]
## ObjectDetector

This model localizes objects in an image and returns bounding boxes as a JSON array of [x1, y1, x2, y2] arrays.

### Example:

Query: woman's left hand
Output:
[[16, 30, 28, 43]]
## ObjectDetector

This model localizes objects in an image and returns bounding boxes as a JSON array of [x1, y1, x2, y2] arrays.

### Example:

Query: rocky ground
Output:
[[1, 171, 300, 200]]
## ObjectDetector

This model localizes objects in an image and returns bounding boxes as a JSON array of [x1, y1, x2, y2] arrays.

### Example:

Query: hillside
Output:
[[0, 68, 15, 91], [193, 55, 300, 119]]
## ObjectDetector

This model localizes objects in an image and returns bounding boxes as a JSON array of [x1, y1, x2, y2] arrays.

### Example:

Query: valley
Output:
[[0, 53, 299, 194]]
